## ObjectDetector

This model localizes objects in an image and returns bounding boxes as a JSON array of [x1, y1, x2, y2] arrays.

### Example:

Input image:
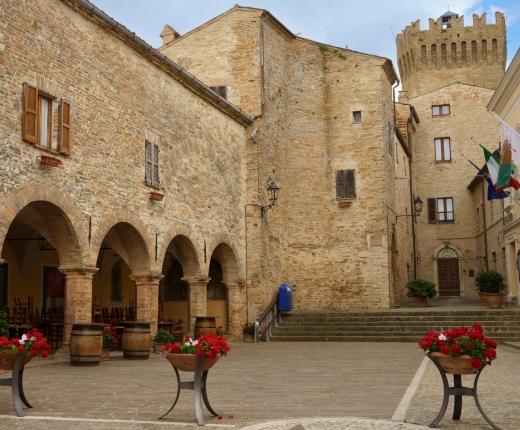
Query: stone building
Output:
[[160, 5, 408, 313], [397, 11, 507, 301]]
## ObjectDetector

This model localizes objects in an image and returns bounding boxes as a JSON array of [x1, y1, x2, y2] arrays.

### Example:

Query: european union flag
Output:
[[486, 176, 509, 200]]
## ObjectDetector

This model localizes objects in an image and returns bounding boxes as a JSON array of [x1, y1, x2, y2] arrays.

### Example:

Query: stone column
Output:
[[183, 277, 209, 335], [60, 266, 97, 344], [131, 273, 162, 333], [226, 282, 246, 339]]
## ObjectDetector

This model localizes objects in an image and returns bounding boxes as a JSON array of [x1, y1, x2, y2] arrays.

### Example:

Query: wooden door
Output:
[[437, 258, 460, 296], [43, 266, 65, 310]]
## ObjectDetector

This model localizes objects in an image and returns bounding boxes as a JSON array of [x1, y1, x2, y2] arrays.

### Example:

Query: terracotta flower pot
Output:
[[430, 352, 478, 374], [478, 292, 487, 305], [414, 297, 428, 307], [165, 353, 219, 371], [485, 293, 504, 309], [39, 155, 61, 167], [0, 353, 33, 371], [149, 191, 164, 201]]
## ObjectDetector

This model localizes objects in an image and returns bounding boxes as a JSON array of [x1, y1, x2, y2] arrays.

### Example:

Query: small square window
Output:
[[352, 111, 362, 123], [432, 104, 450, 116]]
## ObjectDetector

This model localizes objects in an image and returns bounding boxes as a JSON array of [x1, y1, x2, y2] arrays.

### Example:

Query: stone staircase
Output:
[[270, 309, 520, 342]]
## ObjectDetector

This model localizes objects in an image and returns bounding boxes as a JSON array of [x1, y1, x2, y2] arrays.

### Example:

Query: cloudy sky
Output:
[[90, 0, 520, 71]]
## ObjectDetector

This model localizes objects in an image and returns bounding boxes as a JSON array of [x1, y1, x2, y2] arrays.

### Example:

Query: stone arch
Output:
[[89, 209, 153, 273], [206, 235, 242, 283], [0, 186, 87, 267], [156, 224, 202, 277], [433, 243, 463, 260]]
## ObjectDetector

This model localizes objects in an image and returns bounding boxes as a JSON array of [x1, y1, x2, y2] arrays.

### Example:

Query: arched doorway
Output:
[[207, 258, 228, 332], [0, 201, 81, 349], [93, 222, 151, 324], [159, 235, 199, 335], [437, 246, 460, 297]]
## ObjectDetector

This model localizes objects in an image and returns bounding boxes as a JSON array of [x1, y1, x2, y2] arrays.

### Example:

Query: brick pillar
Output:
[[131, 273, 162, 333], [60, 267, 97, 344], [226, 282, 246, 339], [183, 277, 209, 335]]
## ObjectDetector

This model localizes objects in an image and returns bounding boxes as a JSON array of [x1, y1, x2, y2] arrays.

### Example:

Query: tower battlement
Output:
[[396, 11, 506, 99]]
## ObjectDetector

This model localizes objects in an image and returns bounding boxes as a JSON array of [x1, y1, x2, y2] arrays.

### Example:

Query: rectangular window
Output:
[[352, 111, 362, 123], [428, 197, 454, 223], [432, 104, 450, 116], [145, 140, 160, 188], [210, 86, 227, 100], [38, 96, 52, 149], [336, 169, 356, 199], [434, 137, 451, 161]]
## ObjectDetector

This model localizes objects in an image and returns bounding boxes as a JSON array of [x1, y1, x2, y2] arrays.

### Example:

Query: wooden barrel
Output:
[[69, 323, 103, 367], [122, 322, 151, 360], [194, 316, 217, 338]]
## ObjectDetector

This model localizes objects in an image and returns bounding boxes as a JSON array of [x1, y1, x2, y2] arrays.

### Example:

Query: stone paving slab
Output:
[[0, 342, 424, 428], [405, 345, 520, 429], [238, 417, 429, 429]]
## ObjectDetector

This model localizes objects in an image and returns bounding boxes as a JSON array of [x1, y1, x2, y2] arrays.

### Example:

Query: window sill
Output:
[[144, 182, 162, 191], [336, 198, 355, 208], [437, 221, 455, 224], [435, 160, 452, 164], [34, 144, 63, 157]]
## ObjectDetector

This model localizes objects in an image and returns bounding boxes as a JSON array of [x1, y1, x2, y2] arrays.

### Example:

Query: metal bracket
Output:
[[0, 355, 33, 416]]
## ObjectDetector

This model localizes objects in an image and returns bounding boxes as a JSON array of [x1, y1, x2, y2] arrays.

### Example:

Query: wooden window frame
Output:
[[36, 93, 54, 152], [434, 137, 451, 162], [432, 104, 450, 117], [145, 140, 160, 189], [436, 197, 455, 223]]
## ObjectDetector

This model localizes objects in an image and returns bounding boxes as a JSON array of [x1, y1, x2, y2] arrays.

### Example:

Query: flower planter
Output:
[[149, 191, 164, 201], [414, 297, 428, 307], [153, 342, 166, 354], [430, 352, 478, 375], [38, 155, 61, 167], [165, 353, 219, 372], [0, 353, 33, 371], [243, 333, 254, 343], [484, 292, 503, 309], [478, 292, 487, 305]]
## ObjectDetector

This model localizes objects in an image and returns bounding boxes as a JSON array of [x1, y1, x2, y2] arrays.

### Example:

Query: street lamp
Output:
[[260, 181, 281, 217]]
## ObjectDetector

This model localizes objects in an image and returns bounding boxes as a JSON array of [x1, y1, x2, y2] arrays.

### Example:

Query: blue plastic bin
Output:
[[278, 283, 293, 312]]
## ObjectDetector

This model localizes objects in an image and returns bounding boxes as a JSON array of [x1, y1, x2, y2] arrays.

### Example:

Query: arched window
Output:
[[492, 39, 498, 62], [421, 45, 427, 66], [482, 40, 488, 62], [451, 42, 457, 65], [471, 40, 478, 63], [441, 43, 447, 66], [461, 41, 467, 64], [437, 247, 458, 259], [431, 44, 438, 67]]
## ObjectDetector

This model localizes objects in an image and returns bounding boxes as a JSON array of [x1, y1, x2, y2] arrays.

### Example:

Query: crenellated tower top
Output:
[[396, 11, 506, 100]]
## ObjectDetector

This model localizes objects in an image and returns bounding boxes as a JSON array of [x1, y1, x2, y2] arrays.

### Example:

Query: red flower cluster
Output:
[[0, 329, 51, 358], [418, 324, 497, 369], [164, 332, 230, 359]]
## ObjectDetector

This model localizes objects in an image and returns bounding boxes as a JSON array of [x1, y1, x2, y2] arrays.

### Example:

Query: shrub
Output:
[[475, 271, 505, 293], [153, 330, 175, 344], [407, 279, 437, 298]]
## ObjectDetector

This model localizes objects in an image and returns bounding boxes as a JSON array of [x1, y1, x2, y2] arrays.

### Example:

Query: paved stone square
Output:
[[0, 342, 516, 429]]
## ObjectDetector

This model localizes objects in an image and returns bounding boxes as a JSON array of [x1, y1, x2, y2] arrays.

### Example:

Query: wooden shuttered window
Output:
[[336, 169, 356, 199], [427, 198, 437, 223], [22, 83, 38, 144], [145, 140, 160, 188], [59, 100, 71, 155]]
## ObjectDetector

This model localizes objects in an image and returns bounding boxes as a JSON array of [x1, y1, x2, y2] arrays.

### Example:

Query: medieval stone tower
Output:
[[397, 11, 506, 100], [396, 12, 506, 301]]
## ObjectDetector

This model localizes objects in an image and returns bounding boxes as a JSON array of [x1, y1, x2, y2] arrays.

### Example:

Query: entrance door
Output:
[[438, 258, 460, 296], [43, 266, 65, 310]]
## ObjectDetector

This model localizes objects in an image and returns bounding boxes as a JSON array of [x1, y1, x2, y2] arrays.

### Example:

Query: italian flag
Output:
[[483, 145, 520, 190]]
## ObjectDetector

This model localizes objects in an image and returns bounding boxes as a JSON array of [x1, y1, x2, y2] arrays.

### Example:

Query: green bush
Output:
[[406, 279, 437, 298], [475, 271, 505, 293], [153, 330, 175, 344], [103, 333, 115, 350]]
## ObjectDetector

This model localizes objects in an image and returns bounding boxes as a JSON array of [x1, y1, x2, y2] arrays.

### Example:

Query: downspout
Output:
[[408, 155, 417, 279], [482, 180, 489, 270]]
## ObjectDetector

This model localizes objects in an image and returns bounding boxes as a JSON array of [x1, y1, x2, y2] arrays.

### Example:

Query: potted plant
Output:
[[153, 330, 175, 353], [475, 270, 506, 308], [163, 333, 230, 371], [418, 324, 497, 374], [0, 329, 51, 370], [102, 331, 115, 360], [243, 322, 255, 342], [406, 279, 437, 307]]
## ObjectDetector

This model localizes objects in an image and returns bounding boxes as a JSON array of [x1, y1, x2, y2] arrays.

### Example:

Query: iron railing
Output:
[[254, 293, 282, 342]]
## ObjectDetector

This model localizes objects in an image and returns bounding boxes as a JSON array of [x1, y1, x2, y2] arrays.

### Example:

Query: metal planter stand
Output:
[[159, 356, 219, 426], [0, 354, 32, 417], [427, 354, 501, 430]]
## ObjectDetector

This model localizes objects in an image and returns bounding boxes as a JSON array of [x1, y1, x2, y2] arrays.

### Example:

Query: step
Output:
[[279, 320, 520, 326], [282, 315, 520, 322], [270, 335, 520, 342]]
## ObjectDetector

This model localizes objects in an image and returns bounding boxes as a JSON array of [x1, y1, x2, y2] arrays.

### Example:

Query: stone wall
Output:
[[0, 0, 249, 336]]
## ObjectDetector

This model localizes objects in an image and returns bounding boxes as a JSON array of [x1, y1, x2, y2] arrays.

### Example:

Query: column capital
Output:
[[59, 266, 98, 278], [182, 277, 210, 286], [130, 272, 163, 284]]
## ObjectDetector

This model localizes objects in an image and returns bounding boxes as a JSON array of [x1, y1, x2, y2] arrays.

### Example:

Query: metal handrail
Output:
[[254, 293, 282, 342]]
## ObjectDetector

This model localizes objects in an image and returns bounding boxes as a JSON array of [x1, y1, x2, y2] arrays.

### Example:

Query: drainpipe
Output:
[[482, 180, 489, 270]]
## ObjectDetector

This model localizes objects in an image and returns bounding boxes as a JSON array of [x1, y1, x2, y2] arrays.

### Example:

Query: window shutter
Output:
[[22, 83, 38, 144], [145, 141, 152, 185], [152, 144, 160, 187], [336, 170, 347, 198], [427, 198, 437, 223], [59, 100, 71, 155], [346, 169, 356, 198]]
